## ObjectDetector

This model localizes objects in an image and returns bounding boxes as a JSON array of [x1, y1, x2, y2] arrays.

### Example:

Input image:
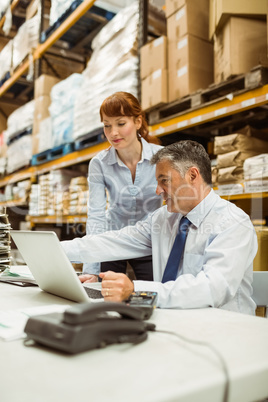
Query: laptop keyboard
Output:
[[84, 286, 103, 299]]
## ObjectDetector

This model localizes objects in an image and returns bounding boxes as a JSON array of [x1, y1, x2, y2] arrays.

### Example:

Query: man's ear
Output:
[[188, 167, 199, 182]]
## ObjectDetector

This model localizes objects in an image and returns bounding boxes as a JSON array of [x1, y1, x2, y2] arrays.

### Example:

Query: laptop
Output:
[[10, 230, 103, 303]]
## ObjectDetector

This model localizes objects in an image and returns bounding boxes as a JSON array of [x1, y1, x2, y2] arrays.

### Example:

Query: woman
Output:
[[81, 91, 162, 282]]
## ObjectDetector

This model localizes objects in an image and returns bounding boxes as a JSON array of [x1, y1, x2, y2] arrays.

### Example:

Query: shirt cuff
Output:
[[83, 262, 100, 275]]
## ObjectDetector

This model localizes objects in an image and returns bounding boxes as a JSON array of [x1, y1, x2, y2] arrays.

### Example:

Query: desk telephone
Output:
[[24, 301, 156, 354]]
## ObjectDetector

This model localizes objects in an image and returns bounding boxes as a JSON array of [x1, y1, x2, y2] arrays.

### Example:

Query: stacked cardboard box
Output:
[[209, 0, 267, 39], [166, 0, 213, 102], [140, 36, 168, 110], [68, 177, 88, 215], [32, 74, 60, 155], [29, 170, 81, 216], [209, 0, 268, 83], [214, 130, 268, 195], [214, 17, 268, 83]]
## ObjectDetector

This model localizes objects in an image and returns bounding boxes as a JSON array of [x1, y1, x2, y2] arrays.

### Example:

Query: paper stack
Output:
[[0, 207, 12, 271]]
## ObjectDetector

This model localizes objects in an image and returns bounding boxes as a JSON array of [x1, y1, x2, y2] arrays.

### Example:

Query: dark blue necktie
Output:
[[162, 216, 191, 283]]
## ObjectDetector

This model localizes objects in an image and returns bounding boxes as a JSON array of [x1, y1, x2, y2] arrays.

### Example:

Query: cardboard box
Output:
[[0, 113, 7, 132], [254, 227, 268, 271], [209, 0, 267, 39], [34, 74, 60, 99], [141, 69, 168, 111], [140, 36, 167, 79], [166, 0, 209, 22], [214, 17, 268, 83], [167, 1, 209, 41], [33, 95, 51, 135], [168, 34, 213, 102]]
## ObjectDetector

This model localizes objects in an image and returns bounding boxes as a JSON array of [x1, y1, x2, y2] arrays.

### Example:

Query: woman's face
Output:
[[102, 113, 142, 150]]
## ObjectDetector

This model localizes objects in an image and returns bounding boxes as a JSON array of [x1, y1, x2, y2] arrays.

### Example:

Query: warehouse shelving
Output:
[[0, 0, 21, 30], [26, 214, 87, 226], [149, 84, 268, 137], [0, 0, 267, 226], [0, 140, 108, 188], [0, 0, 97, 98]]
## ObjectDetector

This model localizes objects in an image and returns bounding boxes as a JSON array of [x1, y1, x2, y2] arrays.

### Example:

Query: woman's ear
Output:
[[135, 115, 142, 130]]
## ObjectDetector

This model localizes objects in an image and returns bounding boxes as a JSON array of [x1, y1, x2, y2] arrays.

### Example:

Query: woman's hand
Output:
[[78, 274, 98, 283]]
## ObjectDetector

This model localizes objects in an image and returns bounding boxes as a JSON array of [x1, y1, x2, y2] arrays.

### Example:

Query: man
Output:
[[61, 141, 258, 315]]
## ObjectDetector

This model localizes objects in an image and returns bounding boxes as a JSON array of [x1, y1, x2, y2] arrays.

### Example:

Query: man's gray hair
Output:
[[151, 140, 212, 185]]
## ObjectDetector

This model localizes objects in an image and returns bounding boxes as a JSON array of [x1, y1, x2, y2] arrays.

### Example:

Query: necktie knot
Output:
[[178, 216, 191, 234]]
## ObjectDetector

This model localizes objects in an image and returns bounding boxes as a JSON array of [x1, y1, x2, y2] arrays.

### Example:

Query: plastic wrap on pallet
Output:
[[73, 2, 138, 139], [51, 108, 74, 147], [6, 100, 35, 141], [91, 1, 138, 52], [49, 73, 84, 118], [0, 40, 12, 82], [95, 0, 132, 13], [6, 134, 32, 174], [49, 73, 84, 147], [49, 0, 78, 26], [37, 117, 53, 153], [12, 13, 40, 70], [0, 158, 6, 176], [73, 60, 138, 138], [0, 0, 10, 17]]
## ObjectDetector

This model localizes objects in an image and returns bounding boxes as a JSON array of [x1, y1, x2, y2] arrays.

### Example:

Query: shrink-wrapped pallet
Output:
[[6, 134, 32, 173], [73, 1, 139, 139], [6, 100, 35, 141], [0, 40, 12, 82], [12, 14, 40, 70], [49, 73, 84, 147]]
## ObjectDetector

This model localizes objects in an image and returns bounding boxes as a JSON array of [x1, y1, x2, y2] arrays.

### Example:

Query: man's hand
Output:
[[79, 274, 98, 283], [99, 271, 134, 302]]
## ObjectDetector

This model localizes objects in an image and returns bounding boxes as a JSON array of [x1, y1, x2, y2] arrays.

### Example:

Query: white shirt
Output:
[[61, 190, 258, 315], [84, 137, 162, 274]]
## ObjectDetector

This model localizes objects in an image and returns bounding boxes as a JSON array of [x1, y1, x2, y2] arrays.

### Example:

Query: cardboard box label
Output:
[[177, 65, 188, 77], [177, 37, 188, 49]]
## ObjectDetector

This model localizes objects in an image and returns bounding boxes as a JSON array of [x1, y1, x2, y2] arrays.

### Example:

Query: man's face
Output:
[[155, 160, 196, 214]]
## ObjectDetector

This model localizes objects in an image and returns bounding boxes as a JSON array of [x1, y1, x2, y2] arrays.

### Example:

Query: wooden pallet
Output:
[[31, 143, 74, 166], [147, 65, 268, 125]]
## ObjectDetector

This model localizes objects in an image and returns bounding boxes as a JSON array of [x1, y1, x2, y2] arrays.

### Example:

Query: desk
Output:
[[1, 282, 268, 402]]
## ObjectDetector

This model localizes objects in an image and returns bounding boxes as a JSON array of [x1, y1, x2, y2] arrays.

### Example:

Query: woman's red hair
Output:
[[99, 92, 160, 144]]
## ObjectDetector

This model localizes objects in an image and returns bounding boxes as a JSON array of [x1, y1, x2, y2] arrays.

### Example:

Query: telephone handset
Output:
[[24, 302, 156, 354], [63, 302, 145, 324]]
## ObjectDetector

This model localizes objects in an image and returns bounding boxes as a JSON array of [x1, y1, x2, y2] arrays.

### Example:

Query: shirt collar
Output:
[[186, 189, 218, 228], [103, 137, 152, 166]]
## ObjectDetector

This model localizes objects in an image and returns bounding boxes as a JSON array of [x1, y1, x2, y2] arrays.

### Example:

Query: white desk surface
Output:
[[1, 282, 268, 402]]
